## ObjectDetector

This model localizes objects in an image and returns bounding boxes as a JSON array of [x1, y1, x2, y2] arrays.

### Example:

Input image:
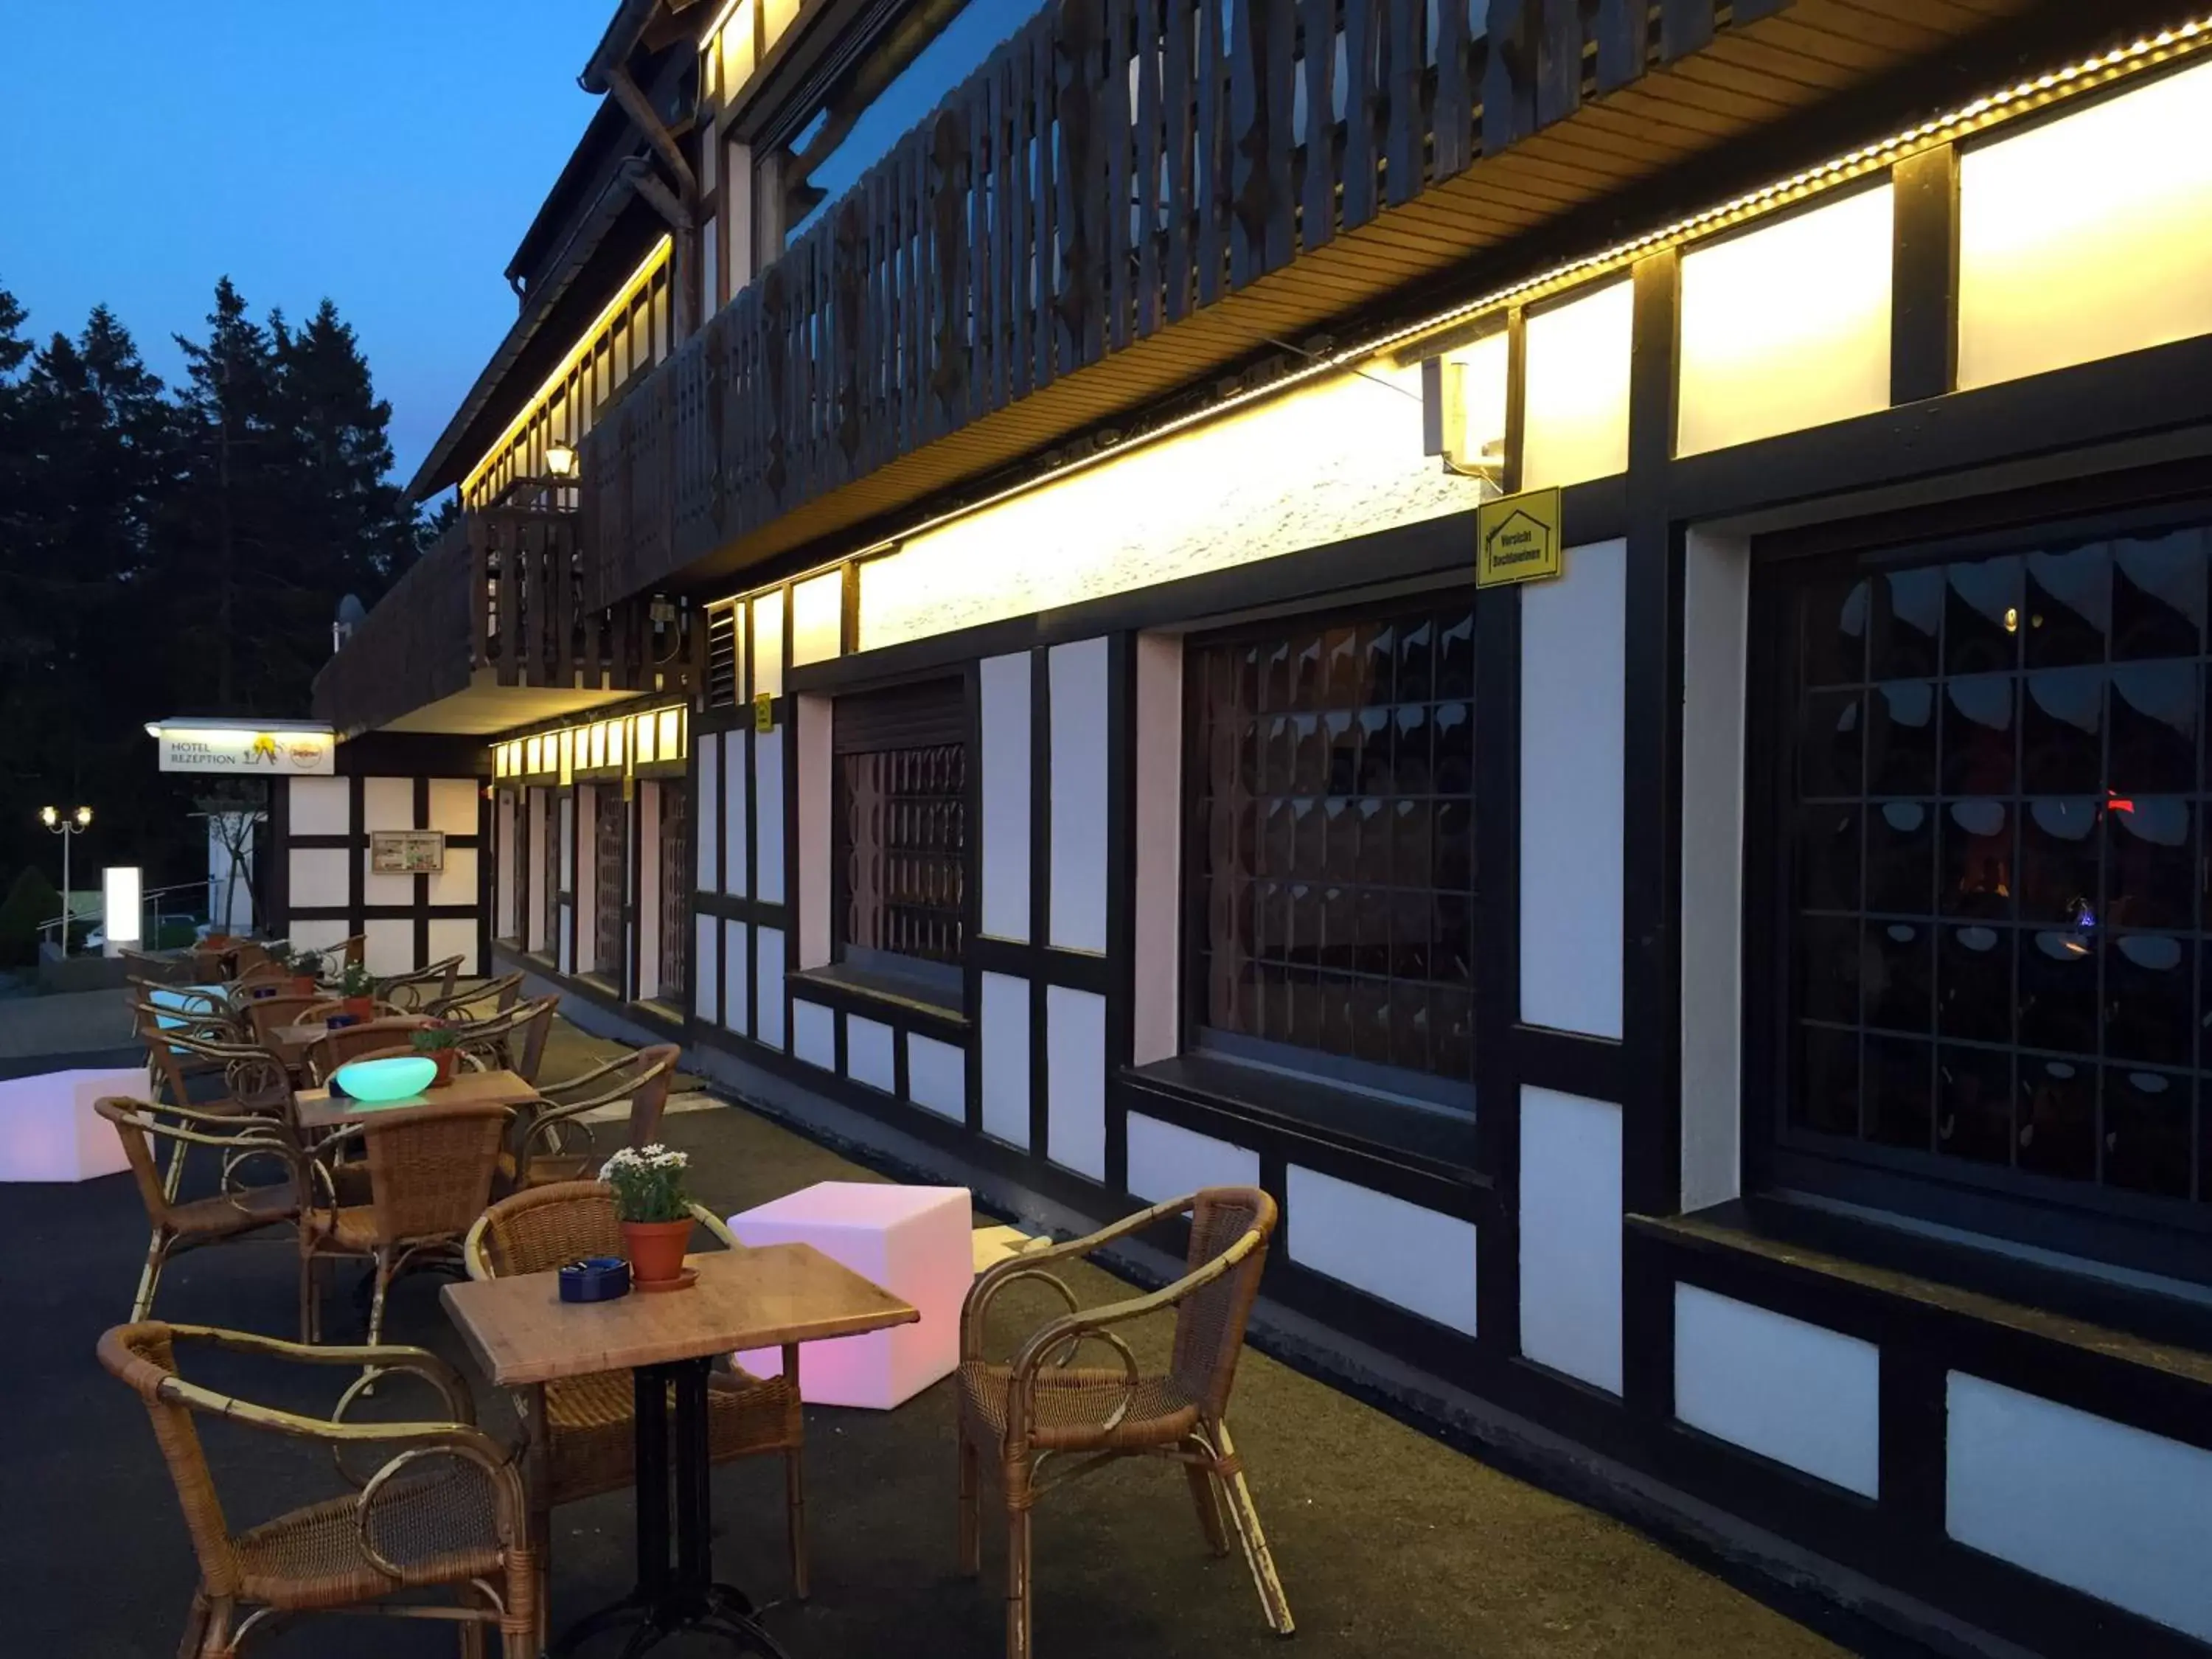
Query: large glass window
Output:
[[1766, 507, 2212, 1262], [1186, 599, 1478, 1108], [833, 679, 967, 993]]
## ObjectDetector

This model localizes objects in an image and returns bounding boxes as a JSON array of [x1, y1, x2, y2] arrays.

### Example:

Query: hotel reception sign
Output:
[[154, 728, 335, 776]]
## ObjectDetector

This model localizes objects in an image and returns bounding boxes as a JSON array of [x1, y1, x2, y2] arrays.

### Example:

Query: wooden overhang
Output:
[[576, 0, 2137, 608]]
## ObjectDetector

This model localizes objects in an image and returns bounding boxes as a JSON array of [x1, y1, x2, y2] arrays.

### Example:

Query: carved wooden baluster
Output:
[[1164, 0, 1194, 320], [1481, 0, 1538, 155], [835, 201, 864, 465], [929, 106, 972, 421], [1340, 0, 1379, 226], [1298, 0, 1338, 251], [1054, 0, 1103, 371], [762, 267, 789, 501]]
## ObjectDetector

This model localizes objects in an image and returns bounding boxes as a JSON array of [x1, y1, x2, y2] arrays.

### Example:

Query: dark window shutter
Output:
[[832, 677, 967, 754]]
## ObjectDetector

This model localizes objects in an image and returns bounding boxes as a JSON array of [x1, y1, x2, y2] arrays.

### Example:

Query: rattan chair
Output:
[[240, 993, 330, 1043], [119, 946, 195, 985], [448, 996, 559, 1085], [956, 1187, 1294, 1658], [503, 1043, 678, 1192], [98, 1321, 536, 1657], [462, 1180, 808, 1632], [377, 956, 466, 1012], [296, 1101, 512, 1353], [426, 972, 526, 1022], [97, 1098, 302, 1322]]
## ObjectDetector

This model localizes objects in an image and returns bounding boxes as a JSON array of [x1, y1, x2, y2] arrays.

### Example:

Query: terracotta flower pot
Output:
[[422, 1048, 458, 1088], [341, 996, 375, 1021], [622, 1218, 695, 1286], [286, 974, 316, 997]]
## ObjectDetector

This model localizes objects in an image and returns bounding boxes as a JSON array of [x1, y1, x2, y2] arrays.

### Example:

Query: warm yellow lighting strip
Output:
[[461, 235, 674, 501], [714, 12, 2210, 615], [698, 15, 2212, 622], [496, 706, 688, 782], [1380, 16, 2212, 364]]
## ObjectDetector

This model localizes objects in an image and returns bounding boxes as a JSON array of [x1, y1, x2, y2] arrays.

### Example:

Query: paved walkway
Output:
[[0, 985, 135, 1070], [1, 1083, 1887, 1658]]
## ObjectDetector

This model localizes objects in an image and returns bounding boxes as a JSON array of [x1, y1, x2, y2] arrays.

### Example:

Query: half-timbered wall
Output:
[[267, 734, 487, 976], [509, 34, 2212, 1658]]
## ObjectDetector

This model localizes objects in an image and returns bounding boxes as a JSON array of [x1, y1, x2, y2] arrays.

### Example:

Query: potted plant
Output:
[[265, 941, 318, 998], [410, 1023, 464, 1088], [336, 961, 376, 1020], [602, 1145, 695, 1288]]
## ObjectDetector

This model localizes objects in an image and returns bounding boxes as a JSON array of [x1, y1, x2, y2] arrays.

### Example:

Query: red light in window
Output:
[[2107, 793, 2135, 813]]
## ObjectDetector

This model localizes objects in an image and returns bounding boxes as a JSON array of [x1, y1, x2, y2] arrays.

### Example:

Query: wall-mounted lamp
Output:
[[546, 442, 579, 480]]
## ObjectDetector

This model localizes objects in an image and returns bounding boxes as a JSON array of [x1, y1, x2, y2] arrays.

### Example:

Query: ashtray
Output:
[[559, 1256, 632, 1303]]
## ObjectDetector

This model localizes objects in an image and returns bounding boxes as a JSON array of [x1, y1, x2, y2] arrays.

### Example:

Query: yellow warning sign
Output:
[[752, 692, 776, 734], [1476, 487, 1564, 588]]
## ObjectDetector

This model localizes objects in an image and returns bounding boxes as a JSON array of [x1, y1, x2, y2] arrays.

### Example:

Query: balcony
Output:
[[313, 506, 696, 736], [582, 0, 2044, 601]]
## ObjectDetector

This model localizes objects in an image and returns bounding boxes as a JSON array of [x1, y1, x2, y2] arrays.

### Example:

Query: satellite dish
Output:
[[333, 594, 368, 654]]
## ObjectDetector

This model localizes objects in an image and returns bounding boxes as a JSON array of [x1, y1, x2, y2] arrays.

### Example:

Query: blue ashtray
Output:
[[325, 1012, 359, 1030], [560, 1257, 632, 1303]]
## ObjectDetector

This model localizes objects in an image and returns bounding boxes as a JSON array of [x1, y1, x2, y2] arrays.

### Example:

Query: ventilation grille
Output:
[[706, 607, 739, 708]]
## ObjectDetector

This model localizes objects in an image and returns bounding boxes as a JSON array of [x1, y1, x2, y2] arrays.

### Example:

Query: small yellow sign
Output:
[[752, 692, 776, 733], [622, 774, 636, 803], [1476, 487, 1564, 588]]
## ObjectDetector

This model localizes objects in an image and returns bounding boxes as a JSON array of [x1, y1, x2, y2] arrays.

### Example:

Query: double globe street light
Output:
[[40, 805, 93, 955]]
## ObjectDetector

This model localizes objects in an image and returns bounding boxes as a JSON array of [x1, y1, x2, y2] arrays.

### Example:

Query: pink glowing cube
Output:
[[0, 1069, 142, 1183], [728, 1181, 971, 1408]]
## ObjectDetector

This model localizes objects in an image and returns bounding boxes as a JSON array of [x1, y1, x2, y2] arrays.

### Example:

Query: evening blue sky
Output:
[[1, 1, 614, 490]]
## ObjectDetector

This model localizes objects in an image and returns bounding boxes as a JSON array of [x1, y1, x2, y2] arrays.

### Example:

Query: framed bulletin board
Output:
[[369, 830, 446, 874]]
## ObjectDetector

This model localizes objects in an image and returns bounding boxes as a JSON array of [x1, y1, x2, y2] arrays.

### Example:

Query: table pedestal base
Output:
[[549, 1357, 792, 1659]]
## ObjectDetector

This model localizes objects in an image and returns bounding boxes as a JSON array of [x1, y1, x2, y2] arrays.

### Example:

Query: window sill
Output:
[[1634, 1197, 2212, 1372], [789, 961, 967, 1037], [1124, 1052, 1481, 1180]]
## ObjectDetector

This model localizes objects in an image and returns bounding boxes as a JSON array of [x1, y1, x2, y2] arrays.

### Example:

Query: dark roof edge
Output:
[[404, 157, 653, 502]]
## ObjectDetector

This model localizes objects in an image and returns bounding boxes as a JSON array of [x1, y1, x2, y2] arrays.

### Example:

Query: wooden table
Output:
[[444, 1245, 917, 1658], [293, 1066, 541, 1132]]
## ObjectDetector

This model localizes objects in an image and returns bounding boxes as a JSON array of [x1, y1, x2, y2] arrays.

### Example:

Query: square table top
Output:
[[442, 1244, 919, 1386], [294, 1066, 541, 1131]]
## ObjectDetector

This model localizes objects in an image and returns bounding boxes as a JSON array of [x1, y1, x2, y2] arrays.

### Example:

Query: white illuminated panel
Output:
[[1961, 59, 2212, 391], [1677, 186, 1894, 456], [858, 364, 1486, 650], [791, 571, 843, 666], [1522, 279, 1632, 490], [101, 868, 142, 947], [754, 594, 785, 697]]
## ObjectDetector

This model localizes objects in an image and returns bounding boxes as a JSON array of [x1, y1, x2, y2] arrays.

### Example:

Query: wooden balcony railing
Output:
[[313, 507, 696, 734], [580, 0, 1850, 601]]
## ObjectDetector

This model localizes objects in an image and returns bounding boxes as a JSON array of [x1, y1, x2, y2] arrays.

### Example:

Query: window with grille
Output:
[[1186, 598, 1478, 1110], [833, 678, 967, 984], [1761, 506, 2212, 1273]]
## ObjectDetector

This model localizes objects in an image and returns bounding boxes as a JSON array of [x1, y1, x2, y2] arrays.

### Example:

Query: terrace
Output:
[[0, 987, 1900, 1658]]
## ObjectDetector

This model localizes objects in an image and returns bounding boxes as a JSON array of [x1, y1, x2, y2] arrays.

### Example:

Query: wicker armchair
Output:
[[377, 956, 466, 1012], [426, 971, 526, 1022], [97, 1099, 302, 1322], [295, 1101, 512, 1352], [448, 996, 559, 1084], [956, 1187, 1294, 1658], [240, 993, 331, 1043], [98, 1321, 535, 1658], [502, 1043, 678, 1192], [462, 1180, 809, 1629]]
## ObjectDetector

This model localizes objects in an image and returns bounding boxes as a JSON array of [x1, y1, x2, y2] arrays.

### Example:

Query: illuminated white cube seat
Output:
[[0, 1068, 143, 1183], [728, 1180, 971, 1409]]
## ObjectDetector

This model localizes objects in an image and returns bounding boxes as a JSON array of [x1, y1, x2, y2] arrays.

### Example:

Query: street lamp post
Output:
[[40, 805, 92, 955]]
